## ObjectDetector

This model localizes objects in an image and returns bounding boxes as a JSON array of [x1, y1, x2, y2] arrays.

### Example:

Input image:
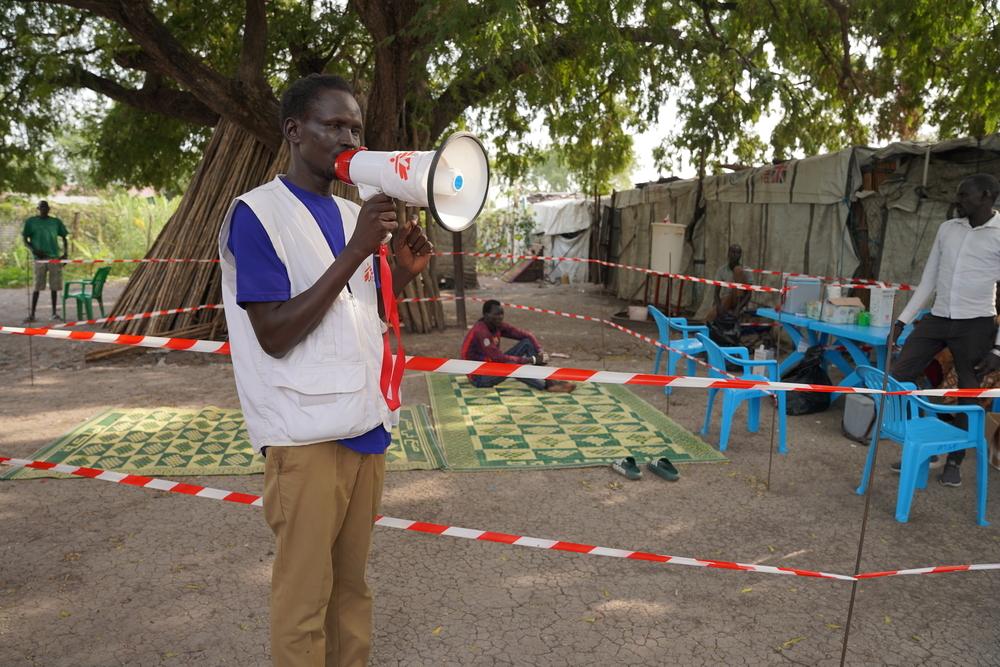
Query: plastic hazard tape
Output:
[[36, 257, 219, 264], [744, 267, 914, 292], [2, 456, 996, 582], [0, 456, 261, 506], [0, 325, 230, 354], [439, 251, 788, 293], [5, 324, 1000, 398], [55, 304, 223, 329], [826, 281, 914, 291]]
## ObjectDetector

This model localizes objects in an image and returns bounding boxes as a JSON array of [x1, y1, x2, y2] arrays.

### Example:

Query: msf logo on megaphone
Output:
[[334, 132, 489, 233]]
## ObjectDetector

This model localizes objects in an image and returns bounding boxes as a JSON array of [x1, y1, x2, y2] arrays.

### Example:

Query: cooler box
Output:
[[784, 277, 822, 315]]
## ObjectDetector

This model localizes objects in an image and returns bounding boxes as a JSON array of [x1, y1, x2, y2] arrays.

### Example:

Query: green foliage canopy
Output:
[[2, 0, 999, 195]]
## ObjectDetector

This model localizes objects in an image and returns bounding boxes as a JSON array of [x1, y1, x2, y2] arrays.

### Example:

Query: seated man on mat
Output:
[[460, 299, 575, 392]]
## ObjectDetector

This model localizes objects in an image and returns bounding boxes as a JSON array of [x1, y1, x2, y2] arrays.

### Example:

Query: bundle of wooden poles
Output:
[[94, 119, 445, 360]]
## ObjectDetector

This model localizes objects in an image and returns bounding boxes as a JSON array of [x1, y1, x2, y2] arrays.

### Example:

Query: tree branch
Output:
[[823, 0, 855, 92], [29, 0, 280, 148], [238, 0, 267, 84], [429, 24, 680, 139], [58, 65, 220, 126]]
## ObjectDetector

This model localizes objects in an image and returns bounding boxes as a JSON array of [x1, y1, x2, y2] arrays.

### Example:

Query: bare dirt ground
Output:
[[2, 276, 999, 666]]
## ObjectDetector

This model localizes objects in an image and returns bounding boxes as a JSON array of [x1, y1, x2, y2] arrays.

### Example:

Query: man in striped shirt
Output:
[[460, 299, 575, 392]]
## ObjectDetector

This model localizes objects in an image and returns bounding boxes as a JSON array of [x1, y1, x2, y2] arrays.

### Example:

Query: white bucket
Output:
[[627, 305, 648, 321]]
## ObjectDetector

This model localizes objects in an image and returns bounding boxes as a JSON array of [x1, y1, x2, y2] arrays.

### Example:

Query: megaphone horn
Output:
[[334, 132, 490, 233]]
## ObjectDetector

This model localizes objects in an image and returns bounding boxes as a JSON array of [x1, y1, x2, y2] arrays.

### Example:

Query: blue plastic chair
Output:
[[695, 333, 788, 454], [854, 366, 988, 525], [647, 306, 708, 395]]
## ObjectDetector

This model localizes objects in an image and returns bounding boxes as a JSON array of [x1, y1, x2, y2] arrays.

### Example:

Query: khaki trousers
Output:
[[263, 441, 386, 667]]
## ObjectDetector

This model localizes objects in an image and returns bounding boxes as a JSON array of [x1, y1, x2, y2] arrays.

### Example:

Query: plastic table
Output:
[[755, 307, 891, 387]]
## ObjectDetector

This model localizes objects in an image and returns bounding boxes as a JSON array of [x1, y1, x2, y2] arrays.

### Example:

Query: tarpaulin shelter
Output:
[[531, 197, 594, 283], [600, 133, 1000, 319]]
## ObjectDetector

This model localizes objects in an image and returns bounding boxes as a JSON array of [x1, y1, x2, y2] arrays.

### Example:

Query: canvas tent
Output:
[[531, 197, 594, 283], [601, 133, 1000, 320]]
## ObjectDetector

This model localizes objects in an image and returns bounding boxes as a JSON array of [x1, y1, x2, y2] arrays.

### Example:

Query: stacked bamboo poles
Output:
[[105, 119, 278, 342], [103, 119, 443, 347]]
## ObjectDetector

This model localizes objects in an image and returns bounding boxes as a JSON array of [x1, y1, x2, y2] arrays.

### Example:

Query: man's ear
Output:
[[283, 117, 300, 145]]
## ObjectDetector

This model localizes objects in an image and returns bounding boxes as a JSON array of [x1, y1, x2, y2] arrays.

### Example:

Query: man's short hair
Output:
[[279, 74, 354, 128], [482, 299, 501, 316], [963, 173, 1000, 198], [38, 200, 48, 208]]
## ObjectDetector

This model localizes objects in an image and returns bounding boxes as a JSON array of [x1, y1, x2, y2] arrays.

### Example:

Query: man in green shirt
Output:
[[22, 200, 69, 322]]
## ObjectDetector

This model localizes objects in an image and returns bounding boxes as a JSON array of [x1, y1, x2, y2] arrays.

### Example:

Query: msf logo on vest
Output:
[[363, 263, 374, 282]]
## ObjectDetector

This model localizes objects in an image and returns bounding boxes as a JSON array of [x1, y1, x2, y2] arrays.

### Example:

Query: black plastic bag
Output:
[[781, 345, 832, 415], [708, 314, 741, 348]]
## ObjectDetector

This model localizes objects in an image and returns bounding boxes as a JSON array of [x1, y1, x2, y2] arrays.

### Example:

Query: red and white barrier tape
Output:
[[0, 456, 261, 506], [827, 282, 914, 291], [54, 304, 223, 329], [36, 258, 219, 264], [36, 254, 917, 293], [2, 456, 995, 582], [36, 253, 780, 293], [744, 267, 914, 292], [0, 325, 230, 354], [6, 323, 998, 398], [438, 251, 788, 293]]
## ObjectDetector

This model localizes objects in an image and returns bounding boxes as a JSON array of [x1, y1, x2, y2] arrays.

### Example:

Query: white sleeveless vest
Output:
[[218, 177, 398, 453]]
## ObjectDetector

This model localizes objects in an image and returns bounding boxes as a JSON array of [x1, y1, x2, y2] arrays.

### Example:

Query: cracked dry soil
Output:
[[1, 277, 999, 665]]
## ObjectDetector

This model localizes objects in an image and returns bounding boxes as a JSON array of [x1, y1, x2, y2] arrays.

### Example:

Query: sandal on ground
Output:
[[647, 457, 680, 481], [611, 456, 642, 480]]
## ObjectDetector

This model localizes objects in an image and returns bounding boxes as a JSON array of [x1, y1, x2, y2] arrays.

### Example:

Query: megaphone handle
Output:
[[358, 183, 382, 200], [377, 244, 404, 410]]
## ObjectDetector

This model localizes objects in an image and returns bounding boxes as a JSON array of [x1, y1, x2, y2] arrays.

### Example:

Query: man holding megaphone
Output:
[[218, 74, 433, 666]]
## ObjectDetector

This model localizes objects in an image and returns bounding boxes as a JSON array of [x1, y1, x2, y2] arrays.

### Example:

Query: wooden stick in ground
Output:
[[766, 275, 788, 491], [412, 272, 433, 331], [839, 321, 897, 666]]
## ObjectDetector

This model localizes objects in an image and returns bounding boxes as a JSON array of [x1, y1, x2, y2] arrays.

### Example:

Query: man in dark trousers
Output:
[[22, 200, 68, 322], [460, 299, 574, 392], [891, 173, 1000, 486]]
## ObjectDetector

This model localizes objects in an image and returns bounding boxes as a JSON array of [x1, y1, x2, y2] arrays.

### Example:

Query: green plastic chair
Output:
[[63, 266, 112, 320]]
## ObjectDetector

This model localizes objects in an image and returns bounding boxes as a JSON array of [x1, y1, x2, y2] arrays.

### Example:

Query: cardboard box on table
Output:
[[821, 297, 865, 325]]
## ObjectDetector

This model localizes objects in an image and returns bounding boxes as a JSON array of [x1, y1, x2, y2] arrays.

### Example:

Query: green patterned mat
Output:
[[2, 405, 444, 480], [426, 375, 726, 470]]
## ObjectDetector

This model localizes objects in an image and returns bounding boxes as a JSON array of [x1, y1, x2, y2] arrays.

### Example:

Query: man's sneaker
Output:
[[938, 462, 962, 487], [23, 315, 36, 323], [890, 455, 938, 473], [49, 313, 63, 321]]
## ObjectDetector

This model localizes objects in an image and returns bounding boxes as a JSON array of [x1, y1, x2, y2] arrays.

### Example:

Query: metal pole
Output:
[[452, 231, 467, 329], [25, 250, 35, 386], [766, 274, 788, 491], [839, 320, 898, 666]]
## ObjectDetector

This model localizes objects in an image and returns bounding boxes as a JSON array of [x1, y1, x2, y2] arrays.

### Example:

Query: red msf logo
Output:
[[389, 151, 415, 180], [363, 264, 374, 282]]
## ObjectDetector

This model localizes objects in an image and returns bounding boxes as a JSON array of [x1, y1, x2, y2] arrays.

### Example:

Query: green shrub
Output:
[[0, 191, 179, 288]]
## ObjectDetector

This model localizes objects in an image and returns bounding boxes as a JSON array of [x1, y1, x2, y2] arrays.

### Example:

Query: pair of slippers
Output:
[[611, 456, 679, 482]]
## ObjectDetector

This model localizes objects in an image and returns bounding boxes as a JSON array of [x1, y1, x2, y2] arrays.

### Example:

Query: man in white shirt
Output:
[[891, 173, 1000, 487]]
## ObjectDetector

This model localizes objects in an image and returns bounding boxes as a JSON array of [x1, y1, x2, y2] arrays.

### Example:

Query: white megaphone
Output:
[[334, 131, 490, 233]]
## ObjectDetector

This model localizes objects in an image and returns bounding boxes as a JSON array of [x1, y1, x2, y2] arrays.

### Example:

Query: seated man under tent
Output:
[[460, 299, 575, 392], [703, 244, 754, 346]]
